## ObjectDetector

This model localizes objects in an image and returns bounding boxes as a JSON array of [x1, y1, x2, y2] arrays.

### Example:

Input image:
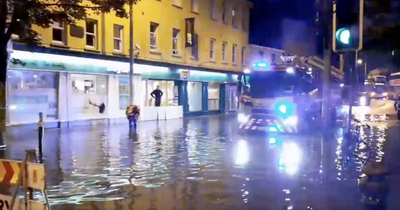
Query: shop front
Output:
[[7, 50, 238, 127]]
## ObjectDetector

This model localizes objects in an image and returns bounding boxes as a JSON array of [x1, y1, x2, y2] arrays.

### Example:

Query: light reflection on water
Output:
[[0, 115, 393, 209]]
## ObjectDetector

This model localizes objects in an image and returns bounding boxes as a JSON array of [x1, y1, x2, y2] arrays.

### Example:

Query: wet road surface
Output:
[[1, 114, 400, 209]]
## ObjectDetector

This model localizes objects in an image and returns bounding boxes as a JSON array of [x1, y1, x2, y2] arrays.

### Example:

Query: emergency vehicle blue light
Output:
[[275, 101, 294, 118], [268, 126, 278, 133], [253, 61, 271, 70]]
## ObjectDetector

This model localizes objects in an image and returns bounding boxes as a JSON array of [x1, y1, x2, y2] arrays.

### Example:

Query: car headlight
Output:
[[238, 113, 249, 123], [370, 92, 376, 96], [383, 92, 388, 96], [359, 96, 367, 106]]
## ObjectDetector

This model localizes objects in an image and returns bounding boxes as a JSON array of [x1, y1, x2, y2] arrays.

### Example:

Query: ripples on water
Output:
[[1, 115, 394, 209]]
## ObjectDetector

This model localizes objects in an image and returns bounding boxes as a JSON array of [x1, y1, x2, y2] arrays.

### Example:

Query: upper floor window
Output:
[[191, 34, 199, 59], [271, 53, 276, 65], [242, 9, 247, 31], [241, 46, 245, 65], [173, 0, 182, 7], [51, 21, 66, 44], [210, 38, 215, 60], [150, 22, 159, 50], [191, 0, 199, 13], [85, 20, 97, 49], [113, 25, 123, 52], [232, 44, 237, 64], [222, 42, 227, 62], [232, 8, 237, 27], [210, 0, 217, 20], [259, 51, 264, 59], [222, 1, 227, 23], [172, 28, 180, 55]]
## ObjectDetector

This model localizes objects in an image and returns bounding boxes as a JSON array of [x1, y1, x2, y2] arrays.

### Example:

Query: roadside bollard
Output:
[[38, 112, 44, 162], [359, 162, 389, 210]]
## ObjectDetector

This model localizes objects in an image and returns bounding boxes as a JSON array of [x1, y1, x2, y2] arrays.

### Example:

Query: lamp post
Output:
[[129, 0, 135, 105]]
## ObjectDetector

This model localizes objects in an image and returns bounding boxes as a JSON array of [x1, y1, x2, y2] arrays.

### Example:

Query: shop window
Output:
[[142, 80, 178, 107], [119, 76, 130, 110], [188, 82, 202, 111], [208, 82, 220, 110], [70, 74, 107, 119], [7, 70, 58, 124]]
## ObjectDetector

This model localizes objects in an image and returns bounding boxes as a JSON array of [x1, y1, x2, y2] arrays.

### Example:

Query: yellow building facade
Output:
[[32, 0, 251, 72], [7, 0, 252, 126]]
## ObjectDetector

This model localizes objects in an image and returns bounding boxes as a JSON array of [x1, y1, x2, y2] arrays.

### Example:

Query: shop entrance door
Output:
[[228, 85, 238, 111]]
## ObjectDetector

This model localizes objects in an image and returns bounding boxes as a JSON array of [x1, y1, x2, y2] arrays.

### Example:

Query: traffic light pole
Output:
[[322, 0, 332, 131], [347, 51, 358, 133]]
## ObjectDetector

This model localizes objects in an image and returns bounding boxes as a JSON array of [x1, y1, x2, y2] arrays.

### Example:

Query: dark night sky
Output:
[[248, 0, 316, 48]]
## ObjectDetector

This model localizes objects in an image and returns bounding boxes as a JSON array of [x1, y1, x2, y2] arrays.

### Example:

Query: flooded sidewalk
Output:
[[0, 115, 399, 209]]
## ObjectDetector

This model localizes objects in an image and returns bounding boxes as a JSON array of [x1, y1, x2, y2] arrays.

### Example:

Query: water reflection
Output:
[[1, 115, 394, 209]]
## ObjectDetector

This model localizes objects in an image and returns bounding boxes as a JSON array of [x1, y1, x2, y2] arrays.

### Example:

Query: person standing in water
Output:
[[151, 85, 163, 107]]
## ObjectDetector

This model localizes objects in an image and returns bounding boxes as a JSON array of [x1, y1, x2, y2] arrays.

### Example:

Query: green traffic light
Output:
[[335, 28, 350, 44]]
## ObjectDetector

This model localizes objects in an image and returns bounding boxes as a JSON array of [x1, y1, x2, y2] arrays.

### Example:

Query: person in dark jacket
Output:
[[151, 85, 163, 107]]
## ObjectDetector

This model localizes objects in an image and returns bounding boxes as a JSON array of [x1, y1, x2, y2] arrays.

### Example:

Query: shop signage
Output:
[[180, 69, 190, 80], [106, 67, 129, 74], [185, 18, 195, 48]]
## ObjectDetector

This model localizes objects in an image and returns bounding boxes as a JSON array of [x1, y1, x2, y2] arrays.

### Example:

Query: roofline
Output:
[[248, 44, 285, 52]]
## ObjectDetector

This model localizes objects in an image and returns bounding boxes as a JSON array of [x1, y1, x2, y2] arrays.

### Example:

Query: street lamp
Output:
[[357, 59, 363, 64], [357, 59, 367, 79]]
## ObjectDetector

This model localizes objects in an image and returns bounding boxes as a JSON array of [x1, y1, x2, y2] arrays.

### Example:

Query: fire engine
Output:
[[237, 60, 323, 134]]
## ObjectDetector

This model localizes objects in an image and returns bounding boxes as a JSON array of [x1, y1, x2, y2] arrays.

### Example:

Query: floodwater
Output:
[[1, 114, 399, 209]]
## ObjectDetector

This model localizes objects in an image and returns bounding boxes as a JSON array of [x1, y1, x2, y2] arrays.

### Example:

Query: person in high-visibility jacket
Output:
[[126, 105, 140, 129]]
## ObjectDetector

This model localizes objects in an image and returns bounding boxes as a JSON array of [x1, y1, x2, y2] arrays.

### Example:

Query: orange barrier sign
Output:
[[0, 158, 48, 210]]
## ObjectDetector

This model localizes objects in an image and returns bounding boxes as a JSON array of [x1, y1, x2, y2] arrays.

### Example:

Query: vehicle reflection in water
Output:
[[0, 115, 393, 209]]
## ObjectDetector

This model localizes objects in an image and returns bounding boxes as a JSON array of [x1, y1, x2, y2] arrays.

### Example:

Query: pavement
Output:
[[0, 105, 399, 209]]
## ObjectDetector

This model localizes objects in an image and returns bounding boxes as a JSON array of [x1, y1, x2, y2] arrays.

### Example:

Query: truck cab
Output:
[[237, 62, 322, 134]]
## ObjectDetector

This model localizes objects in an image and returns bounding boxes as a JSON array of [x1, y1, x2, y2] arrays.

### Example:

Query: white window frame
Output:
[[172, 0, 182, 7], [191, 0, 198, 12], [232, 8, 236, 27], [210, 0, 217, 19], [172, 29, 179, 55], [85, 20, 97, 49], [222, 1, 227, 23], [222, 42, 227, 62], [150, 23, 158, 51], [232, 44, 237, 64], [210, 38, 215, 60], [51, 21, 66, 44], [113, 25, 123, 52]]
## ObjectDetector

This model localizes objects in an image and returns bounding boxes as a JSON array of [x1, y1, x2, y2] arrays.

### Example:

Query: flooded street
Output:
[[1, 114, 400, 209]]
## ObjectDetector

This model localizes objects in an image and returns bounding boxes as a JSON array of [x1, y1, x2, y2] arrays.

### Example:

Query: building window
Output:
[[119, 77, 130, 110], [113, 25, 123, 52], [271, 53, 276, 65], [222, 42, 227, 62], [191, 0, 199, 12], [188, 82, 202, 111], [210, 39, 215, 60], [232, 8, 236, 26], [242, 10, 247, 31], [172, 0, 181, 7], [232, 44, 237, 63], [208, 82, 221, 110], [210, 0, 217, 19], [7, 70, 58, 124], [191, 34, 198, 59], [222, 1, 227, 23], [259, 51, 264, 59], [51, 21, 66, 44], [241, 46, 245, 65], [150, 22, 159, 50], [172, 28, 180, 55], [85, 20, 97, 48]]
